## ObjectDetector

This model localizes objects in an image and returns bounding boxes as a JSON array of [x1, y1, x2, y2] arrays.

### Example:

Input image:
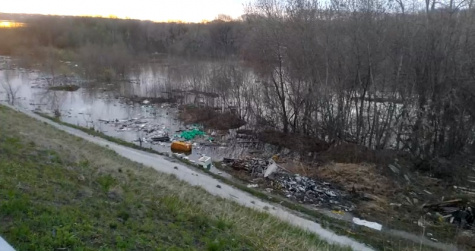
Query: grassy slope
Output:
[[35, 112, 437, 251], [0, 105, 350, 251]]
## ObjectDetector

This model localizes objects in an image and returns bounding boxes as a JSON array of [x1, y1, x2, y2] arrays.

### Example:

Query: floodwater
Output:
[[0, 56, 460, 251], [0, 56, 257, 163]]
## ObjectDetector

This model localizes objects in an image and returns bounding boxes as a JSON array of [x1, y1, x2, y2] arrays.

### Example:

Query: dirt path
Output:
[[3, 104, 373, 251]]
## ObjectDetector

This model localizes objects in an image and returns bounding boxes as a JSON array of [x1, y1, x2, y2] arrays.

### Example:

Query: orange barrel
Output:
[[171, 141, 192, 152]]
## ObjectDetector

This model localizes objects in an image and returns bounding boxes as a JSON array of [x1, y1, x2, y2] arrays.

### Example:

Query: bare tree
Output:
[[1, 70, 19, 105]]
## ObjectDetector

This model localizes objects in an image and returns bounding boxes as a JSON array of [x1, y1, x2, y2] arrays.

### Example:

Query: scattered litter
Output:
[[264, 160, 279, 178], [332, 210, 344, 215], [151, 136, 170, 142], [99, 117, 171, 143], [171, 141, 192, 152], [198, 156, 212, 170], [226, 157, 271, 177], [388, 164, 400, 174], [216, 185, 221, 189], [180, 128, 205, 140], [423, 199, 474, 228], [454, 186, 475, 195], [247, 184, 258, 188], [223, 157, 354, 211], [274, 172, 354, 210], [352, 217, 382, 231]]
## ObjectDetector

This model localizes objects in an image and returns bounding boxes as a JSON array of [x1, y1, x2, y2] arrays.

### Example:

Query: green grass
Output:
[[0, 105, 349, 251], [35, 110, 437, 251]]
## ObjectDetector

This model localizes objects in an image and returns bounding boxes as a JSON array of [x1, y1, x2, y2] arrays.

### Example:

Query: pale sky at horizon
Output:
[[1, 0, 249, 22]]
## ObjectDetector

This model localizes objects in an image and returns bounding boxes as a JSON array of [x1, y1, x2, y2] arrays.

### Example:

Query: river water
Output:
[[0, 56, 260, 163]]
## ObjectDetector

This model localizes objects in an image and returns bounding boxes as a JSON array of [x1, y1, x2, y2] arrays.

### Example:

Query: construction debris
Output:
[[423, 199, 463, 209], [222, 157, 354, 211], [273, 172, 354, 210], [352, 217, 383, 231], [424, 199, 474, 229], [227, 157, 270, 177]]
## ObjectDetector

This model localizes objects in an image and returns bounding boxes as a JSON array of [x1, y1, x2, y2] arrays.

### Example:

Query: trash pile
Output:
[[99, 118, 170, 143], [273, 172, 354, 210], [424, 199, 475, 229], [224, 157, 269, 176], [223, 157, 354, 211], [99, 118, 214, 145]]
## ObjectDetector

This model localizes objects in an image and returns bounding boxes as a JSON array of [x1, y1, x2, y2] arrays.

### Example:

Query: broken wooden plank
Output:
[[422, 199, 463, 209]]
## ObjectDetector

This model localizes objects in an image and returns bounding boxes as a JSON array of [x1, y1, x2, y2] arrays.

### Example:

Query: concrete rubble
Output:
[[223, 157, 355, 211], [273, 172, 354, 211]]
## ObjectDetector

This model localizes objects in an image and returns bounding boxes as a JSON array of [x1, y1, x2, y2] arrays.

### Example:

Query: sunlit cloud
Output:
[[1, 0, 247, 22]]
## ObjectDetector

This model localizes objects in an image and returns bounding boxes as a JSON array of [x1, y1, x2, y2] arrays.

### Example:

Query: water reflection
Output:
[[0, 57, 259, 162]]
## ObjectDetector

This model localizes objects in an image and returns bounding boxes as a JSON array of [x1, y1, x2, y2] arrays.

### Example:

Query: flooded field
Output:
[[0, 56, 260, 163]]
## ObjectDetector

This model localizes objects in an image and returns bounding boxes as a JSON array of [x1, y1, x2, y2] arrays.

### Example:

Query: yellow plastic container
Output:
[[171, 141, 192, 152]]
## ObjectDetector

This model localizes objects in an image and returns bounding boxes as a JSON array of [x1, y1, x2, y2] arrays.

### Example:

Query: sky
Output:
[[1, 0, 248, 23]]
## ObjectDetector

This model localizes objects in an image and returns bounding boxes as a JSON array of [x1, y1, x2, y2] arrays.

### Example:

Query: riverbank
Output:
[[20, 106, 460, 250], [0, 104, 350, 250], [1, 54, 470, 249]]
